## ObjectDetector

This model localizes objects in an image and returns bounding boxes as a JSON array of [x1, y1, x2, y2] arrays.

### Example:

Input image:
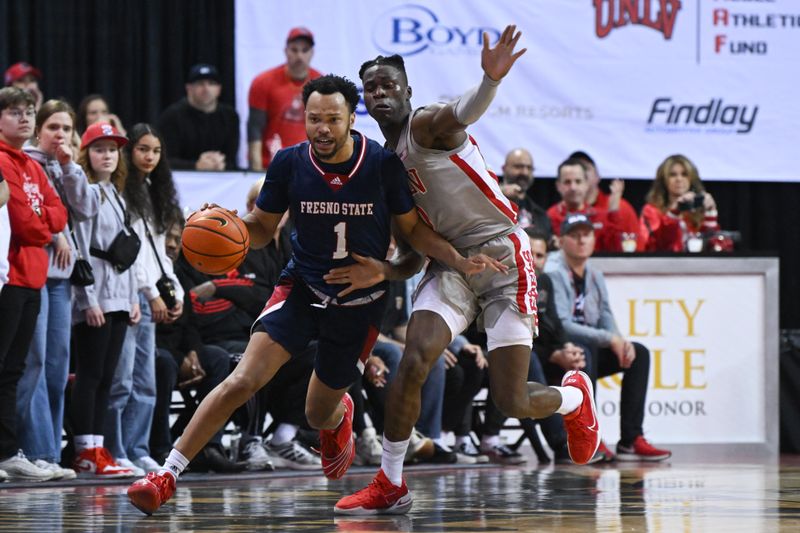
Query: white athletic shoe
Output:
[[0, 451, 54, 481], [116, 458, 145, 477], [265, 440, 322, 470]]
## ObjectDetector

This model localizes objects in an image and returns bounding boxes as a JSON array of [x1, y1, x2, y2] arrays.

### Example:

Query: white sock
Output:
[[160, 448, 190, 479], [481, 435, 500, 452], [271, 424, 298, 446], [74, 435, 93, 452], [554, 386, 584, 415], [94, 435, 104, 449], [381, 436, 410, 487]]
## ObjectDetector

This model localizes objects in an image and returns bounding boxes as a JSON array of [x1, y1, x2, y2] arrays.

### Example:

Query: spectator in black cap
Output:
[[157, 63, 240, 171], [4, 62, 43, 110]]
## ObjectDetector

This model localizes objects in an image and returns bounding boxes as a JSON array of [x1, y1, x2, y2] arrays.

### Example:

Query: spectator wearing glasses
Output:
[[0, 87, 67, 481]]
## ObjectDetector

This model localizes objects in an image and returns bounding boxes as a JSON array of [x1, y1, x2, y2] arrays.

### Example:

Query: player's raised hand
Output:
[[456, 253, 509, 276], [482, 24, 526, 82], [324, 253, 386, 297]]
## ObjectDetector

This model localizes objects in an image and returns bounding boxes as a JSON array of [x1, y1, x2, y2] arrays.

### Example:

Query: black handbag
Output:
[[90, 187, 141, 273], [70, 257, 95, 287], [52, 177, 95, 287], [143, 217, 178, 309]]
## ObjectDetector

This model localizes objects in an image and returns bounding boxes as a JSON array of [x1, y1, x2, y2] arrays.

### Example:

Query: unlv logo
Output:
[[594, 0, 681, 40]]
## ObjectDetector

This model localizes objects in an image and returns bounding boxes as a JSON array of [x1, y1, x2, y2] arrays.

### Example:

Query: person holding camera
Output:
[[71, 121, 140, 478], [105, 124, 184, 476], [640, 154, 720, 253]]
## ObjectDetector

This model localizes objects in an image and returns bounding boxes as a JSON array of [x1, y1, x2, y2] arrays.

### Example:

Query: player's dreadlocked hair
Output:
[[358, 54, 407, 82], [302, 74, 361, 114]]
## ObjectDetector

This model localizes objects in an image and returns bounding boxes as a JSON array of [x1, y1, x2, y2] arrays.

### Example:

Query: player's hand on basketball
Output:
[[457, 253, 509, 275], [481, 24, 526, 82], [129, 302, 141, 325], [149, 296, 168, 323], [85, 306, 105, 328], [192, 203, 239, 219], [324, 253, 386, 297]]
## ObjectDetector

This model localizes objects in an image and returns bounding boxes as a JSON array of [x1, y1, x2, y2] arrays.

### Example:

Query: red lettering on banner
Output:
[[713, 9, 729, 27], [715, 34, 727, 53], [594, 0, 681, 40]]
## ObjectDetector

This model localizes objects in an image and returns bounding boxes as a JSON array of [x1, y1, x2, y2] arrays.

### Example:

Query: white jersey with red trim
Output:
[[395, 109, 518, 249]]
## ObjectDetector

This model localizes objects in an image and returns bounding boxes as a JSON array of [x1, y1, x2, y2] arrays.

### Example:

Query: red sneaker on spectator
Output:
[[617, 435, 671, 462], [127, 471, 177, 515], [73, 448, 135, 478], [560, 370, 600, 465], [334, 469, 412, 515], [588, 440, 616, 464], [319, 392, 355, 480]]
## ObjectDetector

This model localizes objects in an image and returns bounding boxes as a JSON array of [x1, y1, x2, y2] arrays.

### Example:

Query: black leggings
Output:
[[71, 312, 129, 436]]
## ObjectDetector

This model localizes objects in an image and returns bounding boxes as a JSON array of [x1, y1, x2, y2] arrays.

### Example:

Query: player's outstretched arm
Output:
[[393, 209, 508, 275], [241, 205, 283, 249], [415, 24, 526, 142]]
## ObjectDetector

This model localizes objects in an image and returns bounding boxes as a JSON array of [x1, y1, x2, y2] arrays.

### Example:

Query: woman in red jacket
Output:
[[640, 154, 721, 252], [0, 87, 67, 480]]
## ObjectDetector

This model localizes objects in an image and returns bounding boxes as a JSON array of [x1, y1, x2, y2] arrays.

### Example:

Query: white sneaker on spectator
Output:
[[115, 458, 145, 477], [354, 427, 382, 466], [240, 438, 274, 471], [0, 451, 54, 481], [0, 469, 7, 482], [456, 441, 489, 464], [133, 456, 161, 473], [405, 428, 435, 463], [33, 459, 77, 480], [265, 440, 321, 470]]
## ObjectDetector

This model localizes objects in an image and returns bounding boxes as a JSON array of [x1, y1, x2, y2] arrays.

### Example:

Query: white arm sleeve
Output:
[[453, 74, 501, 125]]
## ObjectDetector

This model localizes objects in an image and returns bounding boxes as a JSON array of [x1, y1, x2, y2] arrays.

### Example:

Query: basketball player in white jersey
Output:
[[329, 26, 600, 515]]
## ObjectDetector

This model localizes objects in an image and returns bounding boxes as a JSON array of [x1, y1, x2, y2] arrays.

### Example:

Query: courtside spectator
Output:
[[499, 147, 552, 239], [570, 151, 640, 252], [247, 27, 322, 170], [4, 62, 43, 110], [546, 213, 671, 461], [76, 94, 127, 137], [72, 121, 138, 478], [0, 88, 67, 481], [17, 100, 94, 481], [158, 64, 240, 170], [640, 154, 721, 252]]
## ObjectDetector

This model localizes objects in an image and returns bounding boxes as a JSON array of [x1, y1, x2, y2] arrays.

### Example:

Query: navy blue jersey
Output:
[[256, 131, 415, 300]]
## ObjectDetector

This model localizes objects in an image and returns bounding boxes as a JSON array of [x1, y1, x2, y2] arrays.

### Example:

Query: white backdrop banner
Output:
[[596, 272, 766, 444], [234, 0, 798, 181]]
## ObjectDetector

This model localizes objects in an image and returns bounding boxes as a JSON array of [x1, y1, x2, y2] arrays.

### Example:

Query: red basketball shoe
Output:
[[334, 469, 412, 515], [127, 471, 177, 515], [561, 370, 601, 465], [319, 392, 356, 480]]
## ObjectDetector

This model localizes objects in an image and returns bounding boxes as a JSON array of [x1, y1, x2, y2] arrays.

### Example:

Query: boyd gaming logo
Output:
[[372, 4, 501, 56], [594, 0, 681, 40]]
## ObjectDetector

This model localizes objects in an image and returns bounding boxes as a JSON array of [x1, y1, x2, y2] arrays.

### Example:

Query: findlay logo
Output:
[[594, 0, 682, 40], [647, 98, 758, 134], [372, 4, 501, 56]]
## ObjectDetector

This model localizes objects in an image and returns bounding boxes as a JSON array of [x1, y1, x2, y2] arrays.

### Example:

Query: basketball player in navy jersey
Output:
[[333, 26, 600, 515], [127, 75, 504, 515]]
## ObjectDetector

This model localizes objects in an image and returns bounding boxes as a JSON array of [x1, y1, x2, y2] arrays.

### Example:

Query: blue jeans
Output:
[[16, 278, 71, 462], [104, 292, 156, 460]]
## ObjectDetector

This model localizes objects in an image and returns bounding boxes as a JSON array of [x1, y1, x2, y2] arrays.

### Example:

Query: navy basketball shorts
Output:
[[253, 275, 387, 390]]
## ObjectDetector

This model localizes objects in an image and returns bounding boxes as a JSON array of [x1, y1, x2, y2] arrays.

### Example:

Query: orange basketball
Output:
[[182, 206, 250, 275]]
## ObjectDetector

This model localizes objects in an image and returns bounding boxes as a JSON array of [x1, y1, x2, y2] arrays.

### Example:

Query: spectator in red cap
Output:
[[0, 87, 67, 481], [4, 63, 43, 111], [247, 26, 322, 170]]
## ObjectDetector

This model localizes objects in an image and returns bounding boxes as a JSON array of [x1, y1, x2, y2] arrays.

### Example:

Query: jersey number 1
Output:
[[332, 222, 347, 259]]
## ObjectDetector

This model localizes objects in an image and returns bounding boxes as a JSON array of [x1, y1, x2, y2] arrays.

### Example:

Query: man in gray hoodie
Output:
[[545, 213, 671, 462]]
